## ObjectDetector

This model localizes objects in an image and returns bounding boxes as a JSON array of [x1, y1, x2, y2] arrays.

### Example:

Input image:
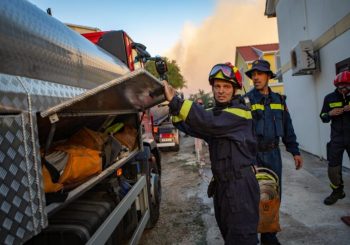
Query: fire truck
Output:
[[151, 102, 180, 151], [0, 0, 164, 244]]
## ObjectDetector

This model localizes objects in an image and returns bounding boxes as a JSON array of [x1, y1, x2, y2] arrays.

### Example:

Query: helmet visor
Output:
[[209, 64, 235, 81], [337, 85, 350, 90]]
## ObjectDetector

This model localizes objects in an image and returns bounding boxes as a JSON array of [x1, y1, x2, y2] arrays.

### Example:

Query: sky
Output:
[[27, 0, 215, 56], [28, 0, 278, 96]]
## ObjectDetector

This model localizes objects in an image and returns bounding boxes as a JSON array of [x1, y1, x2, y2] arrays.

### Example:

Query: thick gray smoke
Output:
[[165, 0, 278, 96]]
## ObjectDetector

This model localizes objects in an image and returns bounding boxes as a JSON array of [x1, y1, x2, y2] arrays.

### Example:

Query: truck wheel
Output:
[[172, 130, 180, 152], [173, 143, 180, 152], [147, 154, 161, 228]]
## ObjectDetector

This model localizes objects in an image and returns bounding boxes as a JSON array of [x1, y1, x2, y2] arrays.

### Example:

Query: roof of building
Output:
[[236, 43, 279, 62]]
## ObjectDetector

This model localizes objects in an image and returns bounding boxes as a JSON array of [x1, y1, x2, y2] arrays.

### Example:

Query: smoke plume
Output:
[[165, 0, 278, 96]]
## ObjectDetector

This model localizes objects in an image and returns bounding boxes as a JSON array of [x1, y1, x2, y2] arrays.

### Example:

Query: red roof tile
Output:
[[236, 43, 279, 62]]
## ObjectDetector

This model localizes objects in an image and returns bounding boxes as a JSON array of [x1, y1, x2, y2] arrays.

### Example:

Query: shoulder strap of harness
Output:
[[242, 95, 251, 109], [277, 93, 287, 128]]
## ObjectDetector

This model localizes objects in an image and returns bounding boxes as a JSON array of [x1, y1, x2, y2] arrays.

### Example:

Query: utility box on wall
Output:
[[291, 40, 318, 76]]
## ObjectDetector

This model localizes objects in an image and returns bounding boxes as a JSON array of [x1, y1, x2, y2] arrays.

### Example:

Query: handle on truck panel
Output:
[[149, 86, 165, 98]]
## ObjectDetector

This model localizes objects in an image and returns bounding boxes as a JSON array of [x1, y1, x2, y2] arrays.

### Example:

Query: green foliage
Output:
[[145, 57, 187, 89], [189, 89, 214, 109]]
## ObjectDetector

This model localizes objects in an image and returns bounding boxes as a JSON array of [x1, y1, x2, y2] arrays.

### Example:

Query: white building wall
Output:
[[276, 0, 350, 168]]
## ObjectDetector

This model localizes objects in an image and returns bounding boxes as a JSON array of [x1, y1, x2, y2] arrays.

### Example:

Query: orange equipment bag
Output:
[[67, 127, 106, 151], [114, 125, 138, 150], [258, 198, 281, 233], [256, 167, 281, 233], [42, 164, 64, 193], [42, 127, 104, 192], [55, 145, 102, 186]]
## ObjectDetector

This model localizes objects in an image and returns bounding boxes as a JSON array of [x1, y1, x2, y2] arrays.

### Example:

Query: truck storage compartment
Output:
[[23, 69, 165, 244], [38, 113, 139, 205], [36, 69, 164, 214]]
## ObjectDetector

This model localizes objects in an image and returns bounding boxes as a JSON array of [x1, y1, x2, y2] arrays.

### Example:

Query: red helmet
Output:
[[333, 71, 350, 87], [208, 62, 243, 89]]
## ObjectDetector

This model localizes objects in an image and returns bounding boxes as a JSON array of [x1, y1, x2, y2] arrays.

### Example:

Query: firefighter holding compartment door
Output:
[[163, 62, 260, 244]]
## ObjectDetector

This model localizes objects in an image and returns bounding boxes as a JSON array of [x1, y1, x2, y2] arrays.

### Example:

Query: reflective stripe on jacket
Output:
[[247, 88, 300, 156], [168, 95, 257, 175], [320, 89, 350, 143]]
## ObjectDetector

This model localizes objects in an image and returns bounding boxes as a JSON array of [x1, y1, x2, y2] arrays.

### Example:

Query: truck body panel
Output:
[[0, 0, 130, 90], [0, 1, 164, 244]]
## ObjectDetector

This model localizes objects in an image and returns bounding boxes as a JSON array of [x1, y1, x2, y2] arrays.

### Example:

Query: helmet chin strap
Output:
[[338, 88, 350, 98]]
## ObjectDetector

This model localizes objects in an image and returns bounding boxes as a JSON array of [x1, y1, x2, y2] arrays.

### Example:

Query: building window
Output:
[[336, 57, 350, 73], [275, 51, 283, 83]]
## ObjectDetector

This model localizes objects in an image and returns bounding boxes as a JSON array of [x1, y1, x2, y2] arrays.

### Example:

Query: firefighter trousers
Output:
[[327, 141, 350, 186], [213, 170, 259, 245]]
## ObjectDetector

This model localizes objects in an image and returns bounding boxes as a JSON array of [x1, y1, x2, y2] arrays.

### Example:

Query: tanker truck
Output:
[[0, 0, 164, 244]]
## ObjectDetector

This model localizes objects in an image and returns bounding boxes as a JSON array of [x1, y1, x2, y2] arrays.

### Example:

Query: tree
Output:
[[189, 89, 213, 108], [145, 57, 187, 89]]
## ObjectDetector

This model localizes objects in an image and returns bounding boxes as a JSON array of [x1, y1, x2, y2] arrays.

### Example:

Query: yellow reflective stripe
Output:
[[329, 102, 343, 108], [171, 116, 182, 123], [330, 183, 340, 189], [223, 108, 252, 119], [251, 104, 264, 111], [321, 113, 328, 117], [270, 103, 284, 110], [178, 100, 193, 121]]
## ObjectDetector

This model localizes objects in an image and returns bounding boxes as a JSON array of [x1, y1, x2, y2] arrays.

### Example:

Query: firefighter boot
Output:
[[324, 185, 345, 205]]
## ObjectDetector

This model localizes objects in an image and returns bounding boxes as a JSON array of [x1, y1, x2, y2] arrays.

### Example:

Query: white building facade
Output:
[[266, 0, 350, 168]]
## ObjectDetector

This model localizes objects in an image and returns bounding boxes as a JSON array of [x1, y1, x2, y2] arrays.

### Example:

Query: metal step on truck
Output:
[[0, 0, 164, 244]]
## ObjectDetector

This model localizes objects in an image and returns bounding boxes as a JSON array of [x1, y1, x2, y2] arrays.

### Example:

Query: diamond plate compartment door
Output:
[[0, 113, 47, 245]]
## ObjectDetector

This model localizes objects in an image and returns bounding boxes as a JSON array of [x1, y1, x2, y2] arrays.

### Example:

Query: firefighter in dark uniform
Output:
[[320, 71, 350, 211], [163, 63, 260, 244], [245, 59, 303, 245]]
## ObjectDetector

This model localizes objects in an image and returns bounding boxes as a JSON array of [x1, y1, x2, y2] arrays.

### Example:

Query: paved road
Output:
[[277, 148, 350, 245], [200, 143, 350, 245], [141, 136, 350, 244]]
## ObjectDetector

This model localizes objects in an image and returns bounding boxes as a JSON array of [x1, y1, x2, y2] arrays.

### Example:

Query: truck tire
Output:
[[173, 143, 180, 152], [172, 130, 180, 152], [146, 152, 161, 228]]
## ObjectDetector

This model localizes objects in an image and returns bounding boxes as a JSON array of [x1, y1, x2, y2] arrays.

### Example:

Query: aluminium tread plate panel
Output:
[[0, 114, 47, 245]]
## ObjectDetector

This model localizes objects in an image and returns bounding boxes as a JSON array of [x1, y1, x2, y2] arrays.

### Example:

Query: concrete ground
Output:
[[278, 148, 350, 245], [201, 145, 350, 245]]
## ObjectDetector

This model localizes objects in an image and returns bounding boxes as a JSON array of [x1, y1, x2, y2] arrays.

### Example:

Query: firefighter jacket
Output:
[[320, 89, 350, 144], [169, 95, 257, 178], [246, 88, 300, 156]]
